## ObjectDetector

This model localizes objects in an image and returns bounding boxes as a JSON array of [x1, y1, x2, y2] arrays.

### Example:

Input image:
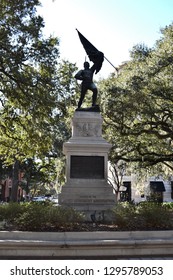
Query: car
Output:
[[48, 196, 59, 205], [32, 196, 46, 202]]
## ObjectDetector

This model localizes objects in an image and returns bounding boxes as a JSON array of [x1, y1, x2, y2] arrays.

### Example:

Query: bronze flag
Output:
[[76, 29, 104, 74]]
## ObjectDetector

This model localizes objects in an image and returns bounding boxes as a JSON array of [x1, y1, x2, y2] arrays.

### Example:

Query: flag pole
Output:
[[76, 29, 118, 73], [104, 56, 118, 72]]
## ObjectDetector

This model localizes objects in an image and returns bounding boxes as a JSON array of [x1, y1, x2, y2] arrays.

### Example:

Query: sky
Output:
[[38, 0, 173, 78]]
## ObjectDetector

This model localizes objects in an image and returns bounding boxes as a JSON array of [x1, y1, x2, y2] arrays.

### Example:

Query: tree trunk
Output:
[[11, 159, 20, 202]]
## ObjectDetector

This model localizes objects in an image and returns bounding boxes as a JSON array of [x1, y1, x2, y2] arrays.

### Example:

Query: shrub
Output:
[[13, 203, 84, 231], [0, 201, 172, 231], [14, 202, 51, 231], [137, 202, 172, 229], [109, 202, 173, 230], [0, 203, 24, 223], [162, 202, 173, 209], [110, 202, 136, 229], [0, 204, 6, 221], [47, 206, 84, 230]]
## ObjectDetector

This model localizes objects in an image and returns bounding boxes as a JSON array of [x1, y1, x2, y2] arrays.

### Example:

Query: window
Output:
[[149, 181, 165, 203]]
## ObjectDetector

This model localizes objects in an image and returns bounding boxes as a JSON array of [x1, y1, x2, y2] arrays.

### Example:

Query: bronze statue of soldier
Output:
[[75, 61, 97, 108], [75, 29, 105, 110]]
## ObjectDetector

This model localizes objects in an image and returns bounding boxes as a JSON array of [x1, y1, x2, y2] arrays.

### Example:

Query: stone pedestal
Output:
[[59, 111, 115, 217]]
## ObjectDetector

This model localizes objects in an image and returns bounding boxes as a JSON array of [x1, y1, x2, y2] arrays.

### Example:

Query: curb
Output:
[[0, 231, 173, 258]]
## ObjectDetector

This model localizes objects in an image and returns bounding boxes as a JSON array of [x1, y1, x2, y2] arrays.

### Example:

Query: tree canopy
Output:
[[100, 23, 173, 172], [0, 0, 60, 162], [0, 0, 78, 200]]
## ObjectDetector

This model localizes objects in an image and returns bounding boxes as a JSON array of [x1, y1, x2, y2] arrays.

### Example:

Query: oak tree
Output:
[[100, 23, 173, 174]]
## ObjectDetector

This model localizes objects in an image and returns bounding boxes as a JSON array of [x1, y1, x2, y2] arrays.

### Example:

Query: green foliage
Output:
[[110, 202, 136, 228], [0, 202, 172, 231], [99, 23, 173, 173], [47, 206, 84, 229], [163, 202, 173, 209], [0, 202, 84, 231], [14, 202, 50, 231], [0, 205, 6, 221], [110, 202, 173, 230], [0, 1, 78, 201], [0, 202, 24, 223], [0, 0, 59, 164], [137, 202, 172, 229]]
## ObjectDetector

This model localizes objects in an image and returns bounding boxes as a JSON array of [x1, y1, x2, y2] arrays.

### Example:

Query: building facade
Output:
[[119, 175, 173, 203]]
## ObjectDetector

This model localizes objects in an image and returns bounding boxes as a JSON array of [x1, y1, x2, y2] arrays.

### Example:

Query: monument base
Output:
[[59, 179, 115, 209], [59, 111, 116, 220]]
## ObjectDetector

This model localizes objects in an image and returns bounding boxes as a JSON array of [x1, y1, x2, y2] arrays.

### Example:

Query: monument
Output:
[[59, 30, 115, 219]]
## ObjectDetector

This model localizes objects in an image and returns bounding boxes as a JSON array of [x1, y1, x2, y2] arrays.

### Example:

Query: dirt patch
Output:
[[3, 222, 172, 232]]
